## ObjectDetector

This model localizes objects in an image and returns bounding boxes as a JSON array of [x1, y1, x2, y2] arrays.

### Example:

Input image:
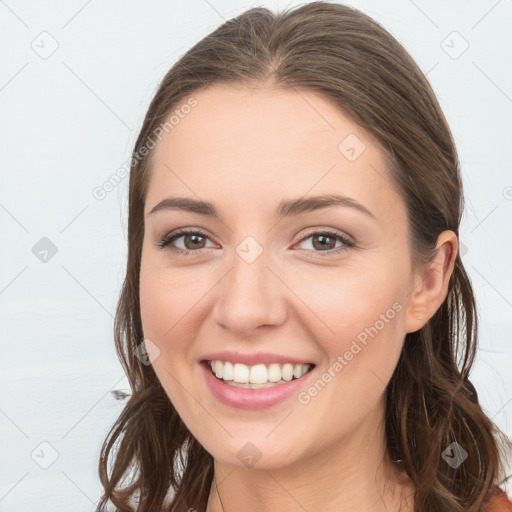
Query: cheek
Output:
[[289, 264, 407, 343], [288, 266, 407, 404], [139, 260, 207, 419], [139, 257, 217, 417], [139, 255, 207, 346], [139, 269, 171, 344]]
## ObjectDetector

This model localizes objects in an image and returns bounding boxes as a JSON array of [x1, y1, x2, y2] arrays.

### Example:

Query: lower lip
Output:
[[201, 362, 314, 410]]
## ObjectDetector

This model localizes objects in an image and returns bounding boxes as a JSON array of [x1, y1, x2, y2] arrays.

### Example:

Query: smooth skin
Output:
[[139, 84, 458, 511]]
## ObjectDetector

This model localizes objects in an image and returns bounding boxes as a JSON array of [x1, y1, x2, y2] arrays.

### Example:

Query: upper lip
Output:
[[201, 351, 315, 367]]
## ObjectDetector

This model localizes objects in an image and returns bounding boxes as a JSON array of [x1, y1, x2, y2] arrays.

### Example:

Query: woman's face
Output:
[[139, 85, 424, 470]]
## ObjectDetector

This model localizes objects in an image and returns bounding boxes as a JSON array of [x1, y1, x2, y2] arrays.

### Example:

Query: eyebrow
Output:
[[147, 194, 375, 220]]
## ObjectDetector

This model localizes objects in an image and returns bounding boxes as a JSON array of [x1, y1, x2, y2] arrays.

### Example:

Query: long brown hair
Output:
[[97, 2, 511, 511]]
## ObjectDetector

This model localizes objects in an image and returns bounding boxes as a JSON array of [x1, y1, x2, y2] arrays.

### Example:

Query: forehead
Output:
[[152, 84, 377, 166], [146, 85, 404, 225]]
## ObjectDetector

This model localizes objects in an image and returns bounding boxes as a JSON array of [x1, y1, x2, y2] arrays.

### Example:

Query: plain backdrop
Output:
[[1, 0, 511, 510]]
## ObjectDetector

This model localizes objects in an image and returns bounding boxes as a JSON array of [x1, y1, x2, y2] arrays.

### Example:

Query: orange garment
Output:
[[485, 488, 512, 511]]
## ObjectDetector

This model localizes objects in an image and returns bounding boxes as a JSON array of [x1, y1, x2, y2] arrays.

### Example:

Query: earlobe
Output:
[[404, 231, 458, 334]]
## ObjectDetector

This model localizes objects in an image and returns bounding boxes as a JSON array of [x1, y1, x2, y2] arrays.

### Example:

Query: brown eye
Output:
[[181, 233, 207, 250], [157, 229, 216, 255], [295, 230, 354, 257], [311, 234, 337, 251]]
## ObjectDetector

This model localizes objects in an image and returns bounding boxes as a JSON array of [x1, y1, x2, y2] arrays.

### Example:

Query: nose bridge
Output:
[[213, 237, 285, 332]]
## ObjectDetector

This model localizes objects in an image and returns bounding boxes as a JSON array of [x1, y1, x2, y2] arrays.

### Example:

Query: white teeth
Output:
[[214, 360, 223, 379], [268, 363, 281, 382], [249, 364, 268, 384], [233, 363, 249, 384], [222, 361, 234, 381], [293, 364, 303, 379], [281, 363, 294, 381], [207, 360, 312, 385]]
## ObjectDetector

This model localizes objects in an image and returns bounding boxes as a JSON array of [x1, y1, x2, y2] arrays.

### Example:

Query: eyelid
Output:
[[157, 227, 218, 250], [293, 226, 354, 245], [156, 226, 355, 256]]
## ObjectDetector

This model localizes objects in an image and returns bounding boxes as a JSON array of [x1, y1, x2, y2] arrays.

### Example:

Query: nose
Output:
[[212, 249, 287, 336]]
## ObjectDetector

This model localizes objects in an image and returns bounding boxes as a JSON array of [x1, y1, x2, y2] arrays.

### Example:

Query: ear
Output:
[[404, 230, 459, 334]]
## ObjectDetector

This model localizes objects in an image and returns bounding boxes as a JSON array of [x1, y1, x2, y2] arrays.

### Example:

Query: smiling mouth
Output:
[[203, 360, 316, 389]]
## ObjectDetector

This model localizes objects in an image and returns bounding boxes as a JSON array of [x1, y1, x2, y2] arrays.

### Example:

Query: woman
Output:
[[97, 2, 512, 511]]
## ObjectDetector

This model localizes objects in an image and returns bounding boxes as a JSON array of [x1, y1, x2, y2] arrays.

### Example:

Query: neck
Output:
[[206, 398, 415, 512]]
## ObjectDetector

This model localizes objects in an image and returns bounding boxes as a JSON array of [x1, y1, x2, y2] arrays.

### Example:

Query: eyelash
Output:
[[155, 228, 355, 258]]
